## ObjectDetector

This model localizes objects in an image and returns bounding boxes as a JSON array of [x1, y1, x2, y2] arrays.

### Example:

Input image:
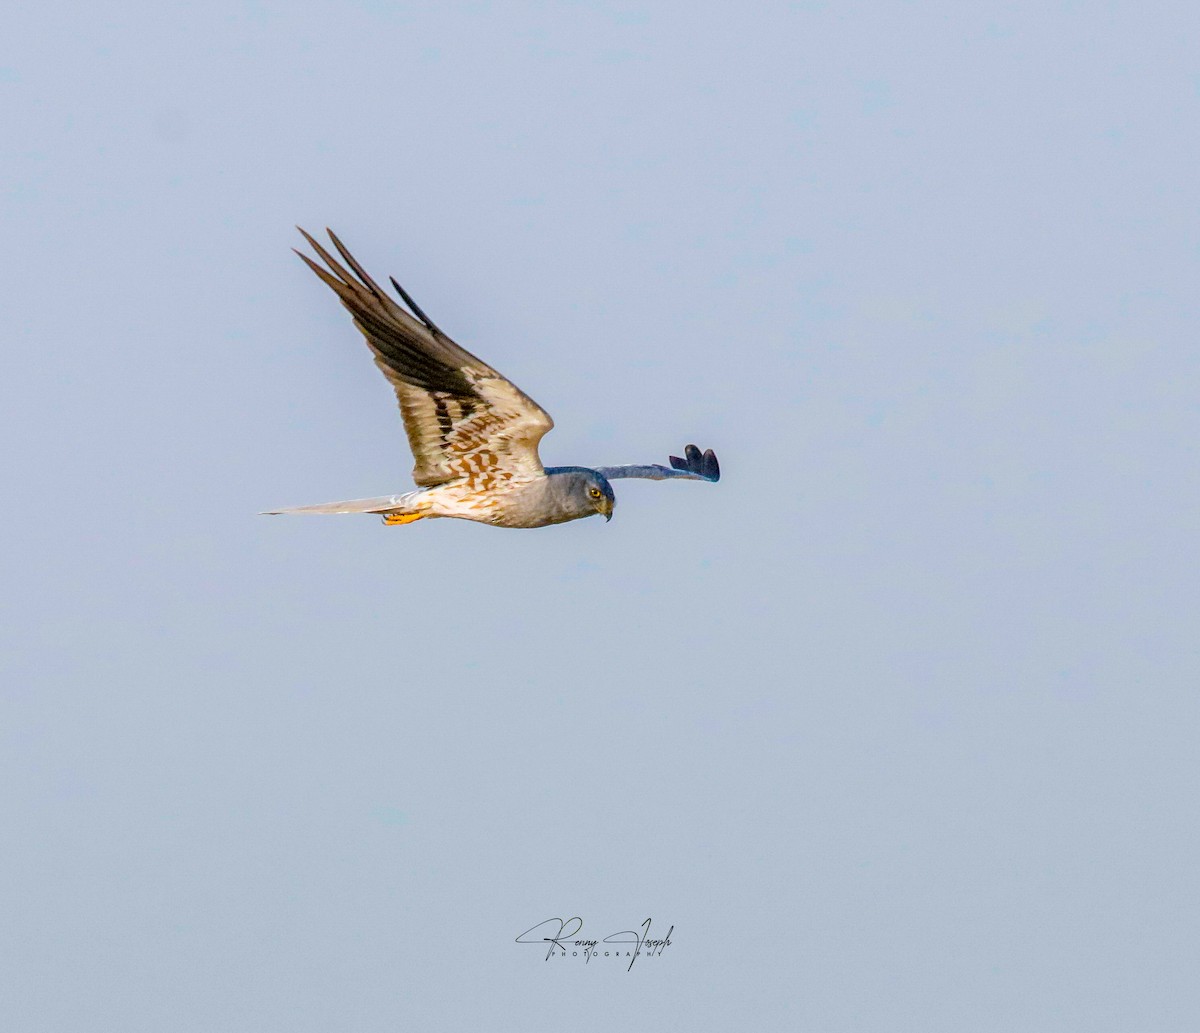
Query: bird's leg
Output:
[[382, 512, 425, 526]]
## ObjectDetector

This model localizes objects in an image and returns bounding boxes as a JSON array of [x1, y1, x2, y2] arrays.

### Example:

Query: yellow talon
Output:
[[383, 512, 425, 525]]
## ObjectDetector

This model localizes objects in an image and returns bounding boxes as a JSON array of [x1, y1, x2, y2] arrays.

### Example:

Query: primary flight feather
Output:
[[264, 229, 720, 528]]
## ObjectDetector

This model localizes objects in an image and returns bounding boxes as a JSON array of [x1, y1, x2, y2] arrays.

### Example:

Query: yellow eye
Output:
[[589, 487, 602, 499]]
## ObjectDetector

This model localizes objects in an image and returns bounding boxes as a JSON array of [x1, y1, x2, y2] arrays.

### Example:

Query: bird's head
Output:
[[544, 467, 616, 522], [584, 470, 616, 521]]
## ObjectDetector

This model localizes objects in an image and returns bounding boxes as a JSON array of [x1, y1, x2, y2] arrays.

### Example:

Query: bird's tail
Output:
[[260, 490, 430, 521]]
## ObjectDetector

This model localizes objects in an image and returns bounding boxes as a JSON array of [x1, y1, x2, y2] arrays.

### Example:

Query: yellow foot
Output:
[[382, 512, 425, 526]]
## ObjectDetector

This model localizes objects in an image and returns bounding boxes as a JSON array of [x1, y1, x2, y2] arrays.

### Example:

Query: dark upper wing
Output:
[[295, 228, 554, 488], [596, 444, 720, 482]]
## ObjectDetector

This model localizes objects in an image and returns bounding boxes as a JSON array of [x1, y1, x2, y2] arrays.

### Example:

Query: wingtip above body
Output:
[[293, 227, 556, 491]]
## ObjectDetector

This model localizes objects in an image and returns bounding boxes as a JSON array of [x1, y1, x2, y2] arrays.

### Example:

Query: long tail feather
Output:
[[261, 494, 415, 515]]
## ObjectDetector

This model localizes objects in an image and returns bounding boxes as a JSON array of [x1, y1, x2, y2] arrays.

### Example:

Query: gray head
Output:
[[542, 466, 616, 522]]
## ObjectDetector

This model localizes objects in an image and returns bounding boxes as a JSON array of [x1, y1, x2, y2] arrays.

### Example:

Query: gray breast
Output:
[[492, 475, 594, 528]]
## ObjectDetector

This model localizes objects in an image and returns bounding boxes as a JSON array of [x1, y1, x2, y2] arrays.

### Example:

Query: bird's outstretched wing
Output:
[[295, 228, 554, 489], [596, 444, 720, 482]]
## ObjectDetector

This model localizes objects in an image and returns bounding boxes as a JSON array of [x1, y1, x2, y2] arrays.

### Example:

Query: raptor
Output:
[[264, 229, 720, 528]]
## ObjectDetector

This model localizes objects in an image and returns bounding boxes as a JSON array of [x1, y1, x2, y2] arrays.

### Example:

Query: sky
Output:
[[2, 1, 1199, 1029]]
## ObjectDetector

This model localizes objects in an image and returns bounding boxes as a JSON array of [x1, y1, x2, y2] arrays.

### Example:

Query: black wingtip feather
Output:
[[668, 444, 720, 481], [390, 276, 442, 336], [293, 227, 476, 398]]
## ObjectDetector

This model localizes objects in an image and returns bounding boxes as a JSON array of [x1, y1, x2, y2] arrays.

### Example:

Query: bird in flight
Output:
[[264, 229, 720, 529]]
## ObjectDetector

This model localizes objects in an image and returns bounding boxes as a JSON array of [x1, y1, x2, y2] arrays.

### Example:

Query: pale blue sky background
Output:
[[3, 1, 1199, 1029]]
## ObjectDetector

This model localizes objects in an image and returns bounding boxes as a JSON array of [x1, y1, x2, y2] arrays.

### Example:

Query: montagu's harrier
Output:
[[264, 229, 720, 529]]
